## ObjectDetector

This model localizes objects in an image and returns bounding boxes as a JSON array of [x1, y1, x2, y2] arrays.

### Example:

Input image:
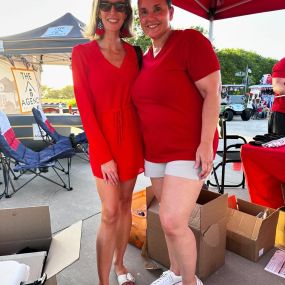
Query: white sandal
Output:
[[117, 272, 135, 285]]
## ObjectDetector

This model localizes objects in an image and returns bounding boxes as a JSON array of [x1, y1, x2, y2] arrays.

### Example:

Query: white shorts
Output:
[[144, 160, 201, 180]]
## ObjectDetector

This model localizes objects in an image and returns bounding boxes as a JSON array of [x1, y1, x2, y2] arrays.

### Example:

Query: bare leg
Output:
[[159, 175, 203, 285], [113, 178, 137, 276], [150, 178, 180, 276], [96, 178, 121, 285]]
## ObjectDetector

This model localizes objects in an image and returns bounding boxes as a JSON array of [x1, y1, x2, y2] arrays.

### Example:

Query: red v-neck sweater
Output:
[[72, 41, 143, 180], [132, 29, 220, 162]]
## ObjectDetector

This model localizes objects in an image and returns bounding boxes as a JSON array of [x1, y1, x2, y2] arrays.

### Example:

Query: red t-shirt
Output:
[[132, 29, 220, 162], [272, 93, 285, 113], [72, 41, 144, 180]]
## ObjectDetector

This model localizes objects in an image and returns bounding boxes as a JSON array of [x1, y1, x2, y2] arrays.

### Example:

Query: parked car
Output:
[[220, 85, 252, 121]]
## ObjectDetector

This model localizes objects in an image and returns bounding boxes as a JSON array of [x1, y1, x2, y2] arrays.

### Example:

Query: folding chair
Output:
[[32, 106, 88, 160], [0, 112, 75, 199], [207, 118, 247, 194], [0, 156, 5, 199]]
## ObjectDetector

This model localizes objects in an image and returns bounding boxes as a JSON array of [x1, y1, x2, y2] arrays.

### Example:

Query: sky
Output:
[[0, 0, 285, 88]]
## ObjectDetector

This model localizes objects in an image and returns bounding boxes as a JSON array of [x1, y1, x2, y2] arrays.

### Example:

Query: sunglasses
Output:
[[99, 2, 128, 13]]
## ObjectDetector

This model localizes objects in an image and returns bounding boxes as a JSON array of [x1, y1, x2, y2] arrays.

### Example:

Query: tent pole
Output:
[[208, 18, 214, 43]]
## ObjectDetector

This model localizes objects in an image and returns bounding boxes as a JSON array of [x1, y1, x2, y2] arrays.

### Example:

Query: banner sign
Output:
[[41, 26, 73, 37], [11, 68, 40, 113]]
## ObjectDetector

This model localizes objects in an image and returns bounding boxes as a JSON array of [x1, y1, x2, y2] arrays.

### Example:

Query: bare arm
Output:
[[194, 70, 221, 179]]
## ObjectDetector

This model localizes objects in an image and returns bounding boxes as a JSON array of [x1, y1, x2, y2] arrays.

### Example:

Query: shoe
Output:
[[169, 275, 203, 285], [151, 270, 182, 285], [116, 273, 135, 285]]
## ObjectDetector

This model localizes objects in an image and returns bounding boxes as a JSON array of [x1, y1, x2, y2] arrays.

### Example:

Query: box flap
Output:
[[198, 191, 228, 232], [0, 206, 51, 255], [189, 204, 201, 231], [237, 199, 275, 218], [227, 208, 263, 240], [0, 251, 47, 282], [146, 186, 155, 208], [44, 221, 82, 279]]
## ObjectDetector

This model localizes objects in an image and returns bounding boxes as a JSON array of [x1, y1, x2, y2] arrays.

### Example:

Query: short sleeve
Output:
[[184, 29, 220, 82]]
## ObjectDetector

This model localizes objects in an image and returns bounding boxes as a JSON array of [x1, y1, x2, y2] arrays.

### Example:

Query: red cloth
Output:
[[4, 128, 20, 150], [132, 29, 220, 162], [72, 41, 144, 181], [272, 57, 285, 78], [271, 57, 285, 113], [241, 144, 285, 209]]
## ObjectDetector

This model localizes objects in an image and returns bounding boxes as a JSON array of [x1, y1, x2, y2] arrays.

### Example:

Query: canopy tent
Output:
[[173, 0, 285, 41], [0, 13, 88, 65]]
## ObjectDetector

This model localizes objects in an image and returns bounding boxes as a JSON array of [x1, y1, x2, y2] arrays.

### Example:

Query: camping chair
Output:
[[0, 155, 5, 199], [32, 106, 89, 161], [0, 112, 75, 199], [207, 118, 247, 194]]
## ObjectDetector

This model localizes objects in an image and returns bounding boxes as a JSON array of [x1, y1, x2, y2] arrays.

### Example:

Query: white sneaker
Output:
[[151, 270, 182, 285], [173, 275, 203, 285]]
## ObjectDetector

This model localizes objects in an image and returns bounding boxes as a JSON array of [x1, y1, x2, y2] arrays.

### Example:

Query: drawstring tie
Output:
[[114, 109, 124, 145]]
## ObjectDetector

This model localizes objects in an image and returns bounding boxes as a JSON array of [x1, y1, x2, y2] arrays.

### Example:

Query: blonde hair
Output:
[[84, 0, 133, 40]]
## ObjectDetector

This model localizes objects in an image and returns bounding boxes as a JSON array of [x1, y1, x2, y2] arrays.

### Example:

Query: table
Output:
[[241, 143, 285, 209]]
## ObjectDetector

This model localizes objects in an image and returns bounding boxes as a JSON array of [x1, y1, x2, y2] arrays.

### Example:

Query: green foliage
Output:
[[190, 25, 208, 36], [127, 8, 151, 52], [126, 8, 209, 53], [217, 49, 277, 86], [68, 98, 77, 107], [41, 85, 75, 100]]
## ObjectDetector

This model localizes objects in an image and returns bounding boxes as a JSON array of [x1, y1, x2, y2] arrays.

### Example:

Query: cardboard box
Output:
[[0, 251, 47, 282], [147, 189, 228, 281], [227, 199, 279, 261], [0, 206, 82, 285]]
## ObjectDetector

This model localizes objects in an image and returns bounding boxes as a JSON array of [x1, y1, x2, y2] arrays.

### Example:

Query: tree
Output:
[[216, 49, 277, 85], [127, 8, 151, 52], [40, 85, 74, 100]]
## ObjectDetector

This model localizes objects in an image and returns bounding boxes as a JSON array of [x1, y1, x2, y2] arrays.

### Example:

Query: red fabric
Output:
[[173, 1, 285, 20], [132, 29, 219, 162], [45, 120, 56, 133], [271, 58, 285, 113], [4, 128, 20, 150], [72, 41, 144, 181], [241, 144, 285, 209], [272, 57, 285, 78]]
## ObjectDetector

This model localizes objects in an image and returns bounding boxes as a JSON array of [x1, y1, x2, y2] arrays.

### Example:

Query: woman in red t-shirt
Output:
[[268, 57, 285, 135], [72, 1, 143, 284], [132, 1, 221, 285]]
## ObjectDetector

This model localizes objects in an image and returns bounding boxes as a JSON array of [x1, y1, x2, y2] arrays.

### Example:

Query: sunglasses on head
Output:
[[99, 2, 128, 13]]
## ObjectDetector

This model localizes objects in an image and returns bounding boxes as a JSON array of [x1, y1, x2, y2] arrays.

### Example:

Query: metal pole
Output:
[[245, 65, 249, 92], [208, 18, 214, 43]]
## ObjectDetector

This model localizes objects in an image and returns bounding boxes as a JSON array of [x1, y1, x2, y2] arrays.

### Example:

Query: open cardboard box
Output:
[[0, 206, 82, 285], [227, 198, 279, 261], [147, 189, 228, 281]]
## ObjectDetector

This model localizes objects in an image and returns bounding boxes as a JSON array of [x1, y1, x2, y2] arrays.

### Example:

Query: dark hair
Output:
[[166, 0, 172, 8]]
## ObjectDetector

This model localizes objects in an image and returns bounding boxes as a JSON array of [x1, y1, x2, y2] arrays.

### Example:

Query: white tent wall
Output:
[[0, 56, 41, 114]]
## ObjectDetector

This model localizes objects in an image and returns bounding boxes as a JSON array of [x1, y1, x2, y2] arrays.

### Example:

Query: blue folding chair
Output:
[[0, 112, 75, 198], [32, 106, 89, 160]]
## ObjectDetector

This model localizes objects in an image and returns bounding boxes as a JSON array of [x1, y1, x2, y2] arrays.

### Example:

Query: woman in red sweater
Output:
[[132, 1, 221, 285], [72, 1, 143, 284]]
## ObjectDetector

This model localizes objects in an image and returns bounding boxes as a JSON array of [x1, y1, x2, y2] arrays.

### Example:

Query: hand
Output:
[[101, 160, 119, 185], [195, 142, 214, 180]]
